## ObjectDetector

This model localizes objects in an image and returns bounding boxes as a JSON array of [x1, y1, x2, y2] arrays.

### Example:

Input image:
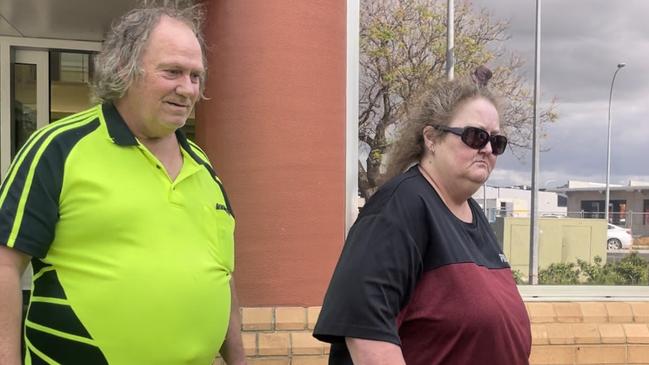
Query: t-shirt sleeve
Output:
[[0, 133, 63, 258], [313, 213, 424, 346]]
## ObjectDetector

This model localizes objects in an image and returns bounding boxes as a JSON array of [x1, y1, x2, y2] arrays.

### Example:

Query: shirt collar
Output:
[[103, 102, 138, 146], [102, 102, 191, 150]]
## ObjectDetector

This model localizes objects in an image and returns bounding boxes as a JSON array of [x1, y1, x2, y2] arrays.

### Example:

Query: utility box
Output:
[[493, 217, 607, 278]]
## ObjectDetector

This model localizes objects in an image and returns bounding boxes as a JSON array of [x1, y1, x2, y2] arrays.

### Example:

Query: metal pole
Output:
[[446, 0, 454, 81], [528, 0, 541, 285], [483, 184, 487, 213], [605, 63, 626, 223]]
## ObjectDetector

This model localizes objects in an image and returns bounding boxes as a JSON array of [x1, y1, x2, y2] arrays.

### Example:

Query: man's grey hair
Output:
[[93, 0, 207, 103]]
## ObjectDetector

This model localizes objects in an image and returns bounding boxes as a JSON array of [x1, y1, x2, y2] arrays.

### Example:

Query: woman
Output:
[[313, 70, 531, 365]]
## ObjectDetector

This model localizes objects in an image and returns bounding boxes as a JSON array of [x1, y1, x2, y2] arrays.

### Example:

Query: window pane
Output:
[[354, 0, 649, 288], [12, 63, 37, 156], [50, 51, 94, 121]]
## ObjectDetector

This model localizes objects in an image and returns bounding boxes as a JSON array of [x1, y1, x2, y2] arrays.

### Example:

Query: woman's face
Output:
[[433, 97, 501, 186]]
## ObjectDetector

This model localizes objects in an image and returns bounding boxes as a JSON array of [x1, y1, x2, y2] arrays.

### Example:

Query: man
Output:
[[0, 4, 246, 365]]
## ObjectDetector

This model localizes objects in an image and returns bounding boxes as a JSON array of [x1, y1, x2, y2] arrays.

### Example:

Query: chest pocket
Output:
[[186, 147, 236, 272], [207, 206, 235, 272]]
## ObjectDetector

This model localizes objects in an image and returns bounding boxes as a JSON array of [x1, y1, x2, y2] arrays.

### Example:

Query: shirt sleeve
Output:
[[313, 213, 424, 346], [0, 132, 64, 258]]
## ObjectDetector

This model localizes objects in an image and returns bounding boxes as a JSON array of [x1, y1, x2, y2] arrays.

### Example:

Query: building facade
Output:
[[473, 185, 568, 221], [556, 181, 649, 236]]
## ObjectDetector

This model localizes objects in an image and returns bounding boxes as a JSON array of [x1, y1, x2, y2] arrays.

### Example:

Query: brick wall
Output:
[[215, 302, 649, 365], [214, 307, 328, 365], [526, 302, 649, 365]]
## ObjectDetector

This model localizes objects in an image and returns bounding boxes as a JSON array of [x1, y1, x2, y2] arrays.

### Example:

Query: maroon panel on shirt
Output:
[[397, 263, 531, 365]]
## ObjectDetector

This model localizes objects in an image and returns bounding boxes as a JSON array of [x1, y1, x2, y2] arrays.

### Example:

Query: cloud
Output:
[[472, 0, 649, 187]]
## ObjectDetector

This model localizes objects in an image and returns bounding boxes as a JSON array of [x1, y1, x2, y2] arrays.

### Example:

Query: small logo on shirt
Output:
[[499, 254, 509, 263], [215, 203, 228, 212]]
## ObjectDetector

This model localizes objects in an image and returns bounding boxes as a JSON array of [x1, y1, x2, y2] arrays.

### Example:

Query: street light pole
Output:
[[446, 0, 454, 81], [605, 63, 626, 223], [528, 0, 541, 285]]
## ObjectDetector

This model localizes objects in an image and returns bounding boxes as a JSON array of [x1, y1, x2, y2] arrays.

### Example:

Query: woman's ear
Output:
[[422, 126, 436, 153], [422, 126, 434, 141]]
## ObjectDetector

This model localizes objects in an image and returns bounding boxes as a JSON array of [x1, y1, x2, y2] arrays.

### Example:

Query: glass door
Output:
[[50, 50, 95, 121], [0, 48, 49, 177], [0, 48, 48, 293], [12, 50, 50, 155], [11, 50, 50, 154], [0, 39, 100, 332]]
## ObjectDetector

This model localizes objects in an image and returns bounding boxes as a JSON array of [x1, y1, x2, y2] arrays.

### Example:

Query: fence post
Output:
[[627, 210, 632, 230]]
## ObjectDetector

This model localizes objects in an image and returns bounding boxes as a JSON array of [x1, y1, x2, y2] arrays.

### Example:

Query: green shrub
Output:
[[511, 269, 524, 284], [538, 262, 580, 285], [537, 252, 649, 285], [608, 252, 649, 285], [577, 256, 625, 285]]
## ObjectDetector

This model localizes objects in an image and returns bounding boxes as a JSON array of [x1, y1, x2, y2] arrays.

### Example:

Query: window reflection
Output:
[[12, 63, 37, 156], [50, 51, 94, 121]]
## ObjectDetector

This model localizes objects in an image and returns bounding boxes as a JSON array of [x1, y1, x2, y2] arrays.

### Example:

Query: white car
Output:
[[607, 224, 633, 250]]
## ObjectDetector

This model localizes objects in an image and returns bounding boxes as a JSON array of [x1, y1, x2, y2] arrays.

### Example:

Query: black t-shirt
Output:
[[313, 165, 531, 365]]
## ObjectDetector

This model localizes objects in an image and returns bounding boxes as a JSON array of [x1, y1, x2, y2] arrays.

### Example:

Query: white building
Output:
[[472, 185, 567, 221]]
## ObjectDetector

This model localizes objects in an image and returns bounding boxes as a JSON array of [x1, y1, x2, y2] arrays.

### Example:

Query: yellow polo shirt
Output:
[[0, 103, 235, 364]]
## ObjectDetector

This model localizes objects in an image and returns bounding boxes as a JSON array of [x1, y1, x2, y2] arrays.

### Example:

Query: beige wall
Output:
[[498, 217, 607, 277]]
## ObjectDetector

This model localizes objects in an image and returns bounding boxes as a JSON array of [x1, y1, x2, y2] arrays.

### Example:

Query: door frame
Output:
[[0, 36, 101, 178]]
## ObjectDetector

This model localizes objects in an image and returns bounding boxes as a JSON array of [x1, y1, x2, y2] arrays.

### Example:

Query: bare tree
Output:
[[359, 0, 557, 199]]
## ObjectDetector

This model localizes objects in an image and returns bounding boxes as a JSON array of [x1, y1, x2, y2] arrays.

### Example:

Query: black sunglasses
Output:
[[432, 125, 508, 155]]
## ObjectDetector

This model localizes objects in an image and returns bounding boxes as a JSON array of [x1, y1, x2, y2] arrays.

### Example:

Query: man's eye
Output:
[[165, 69, 181, 76], [190, 74, 201, 83]]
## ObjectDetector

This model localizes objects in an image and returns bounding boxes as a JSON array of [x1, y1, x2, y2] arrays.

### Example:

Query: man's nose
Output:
[[175, 75, 198, 98]]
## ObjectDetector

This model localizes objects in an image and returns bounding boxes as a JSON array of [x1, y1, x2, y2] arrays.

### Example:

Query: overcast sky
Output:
[[471, 0, 649, 188]]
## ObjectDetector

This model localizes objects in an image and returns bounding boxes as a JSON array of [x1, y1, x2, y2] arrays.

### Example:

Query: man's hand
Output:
[[219, 278, 247, 365]]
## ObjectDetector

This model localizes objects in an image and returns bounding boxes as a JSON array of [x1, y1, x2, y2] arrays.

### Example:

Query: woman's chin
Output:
[[467, 171, 491, 186]]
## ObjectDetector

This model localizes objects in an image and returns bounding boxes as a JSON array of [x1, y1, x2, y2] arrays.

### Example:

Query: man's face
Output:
[[120, 16, 205, 137]]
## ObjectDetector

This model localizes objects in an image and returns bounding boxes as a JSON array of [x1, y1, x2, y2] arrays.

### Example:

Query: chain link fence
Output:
[[486, 209, 649, 239]]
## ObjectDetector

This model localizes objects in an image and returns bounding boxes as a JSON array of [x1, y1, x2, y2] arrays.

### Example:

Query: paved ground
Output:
[[606, 248, 649, 264]]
